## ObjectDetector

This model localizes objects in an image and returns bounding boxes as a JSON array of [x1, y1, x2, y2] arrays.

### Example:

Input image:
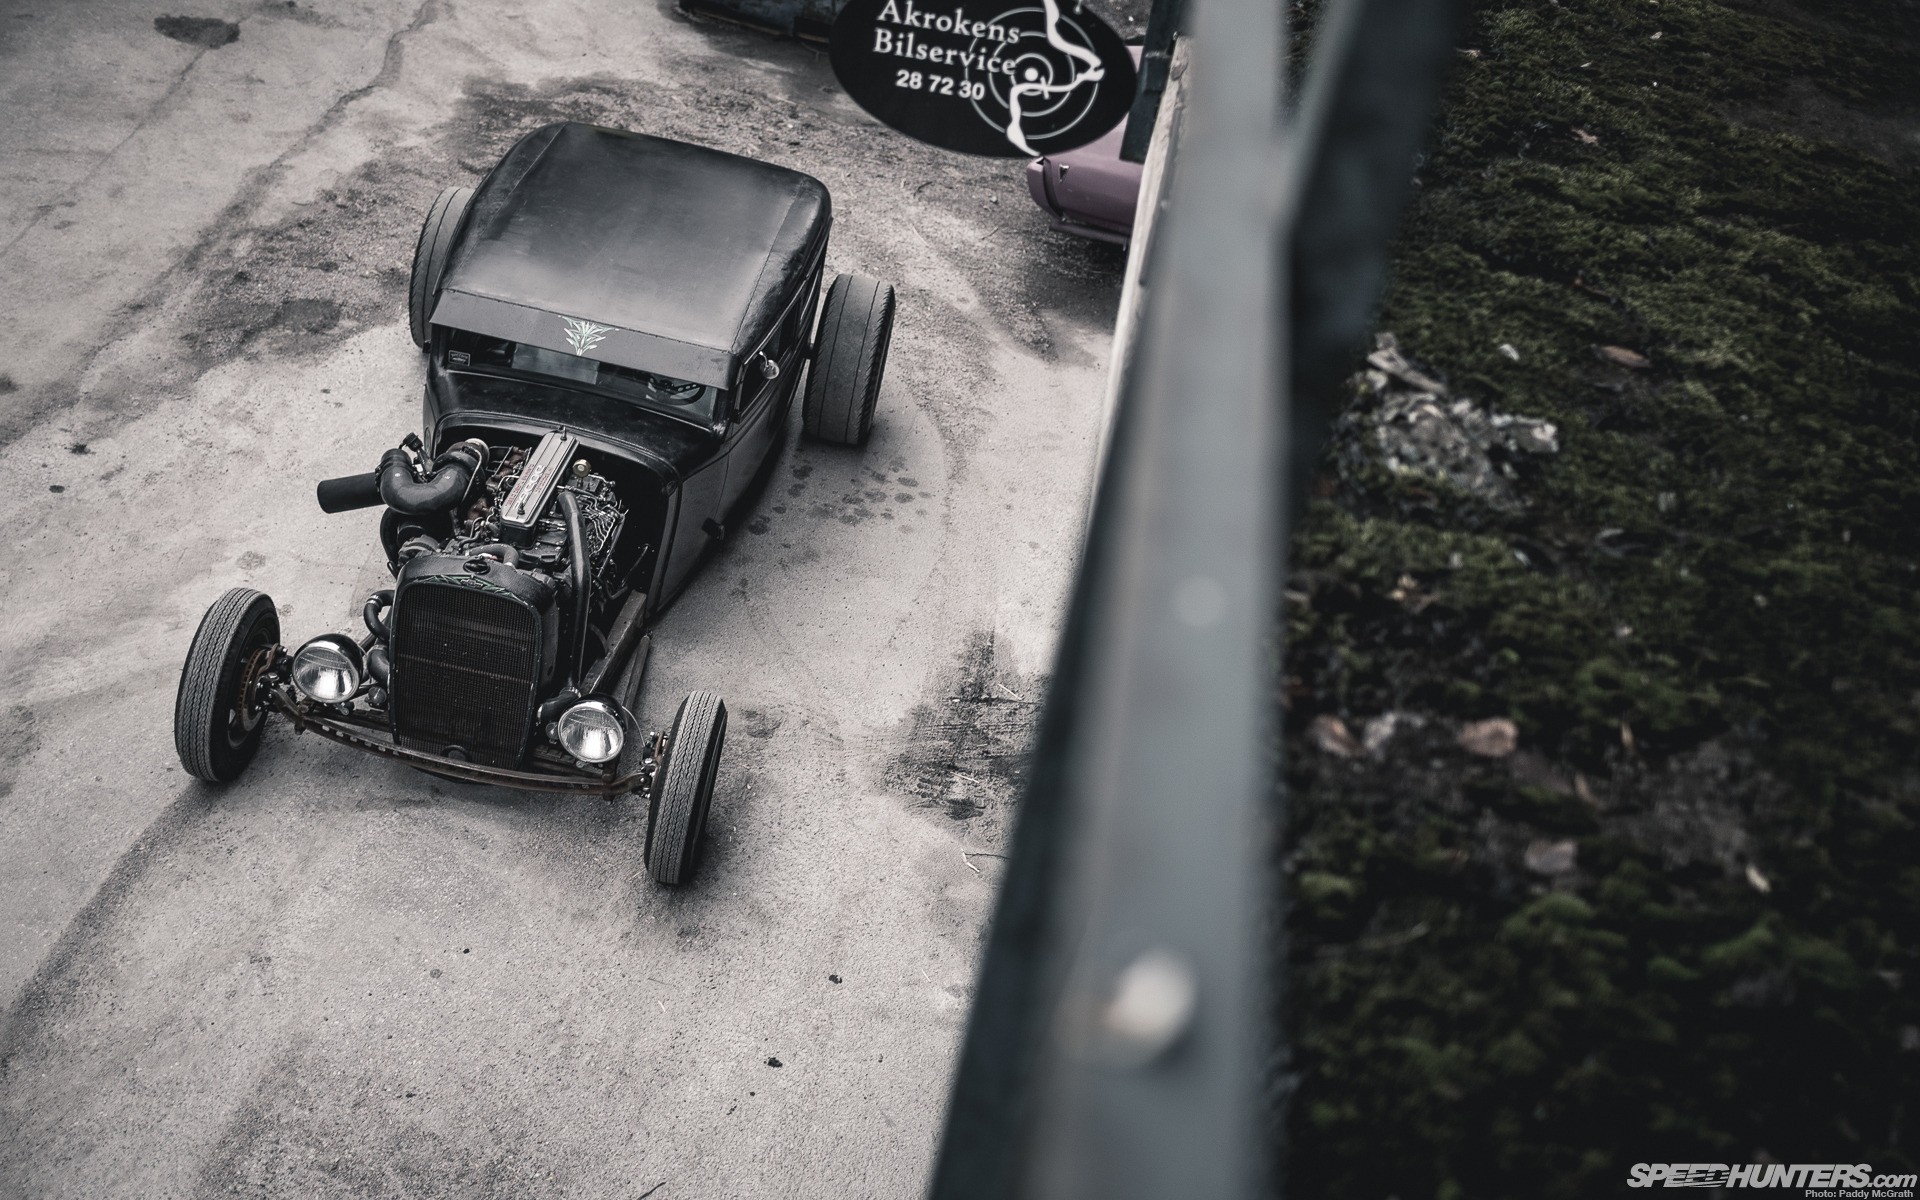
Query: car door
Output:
[[721, 278, 817, 514], [661, 454, 728, 602], [721, 365, 782, 515], [1050, 121, 1141, 236]]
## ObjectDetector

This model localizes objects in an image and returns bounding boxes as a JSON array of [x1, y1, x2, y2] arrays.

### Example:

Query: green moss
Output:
[[1282, 1, 1920, 1195], [1299, 870, 1364, 905], [1646, 955, 1700, 985], [1700, 920, 1778, 973]]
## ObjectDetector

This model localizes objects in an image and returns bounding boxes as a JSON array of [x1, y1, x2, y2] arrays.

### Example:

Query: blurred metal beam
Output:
[[927, 0, 1461, 1196], [1283, 0, 1465, 512], [929, 0, 1282, 1190]]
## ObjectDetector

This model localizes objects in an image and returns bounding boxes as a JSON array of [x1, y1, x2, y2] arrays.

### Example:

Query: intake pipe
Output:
[[315, 438, 488, 515], [362, 590, 394, 642], [556, 489, 592, 686], [366, 645, 392, 689], [378, 439, 487, 515]]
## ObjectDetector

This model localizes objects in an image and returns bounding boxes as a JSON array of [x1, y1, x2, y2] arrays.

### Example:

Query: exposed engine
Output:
[[396, 431, 627, 608], [326, 430, 637, 766]]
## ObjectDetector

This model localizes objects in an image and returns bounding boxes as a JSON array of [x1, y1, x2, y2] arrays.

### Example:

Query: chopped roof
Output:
[[431, 122, 831, 390]]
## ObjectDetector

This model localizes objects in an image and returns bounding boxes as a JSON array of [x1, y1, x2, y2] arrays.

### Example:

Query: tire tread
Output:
[[646, 690, 726, 886], [802, 273, 895, 447], [408, 186, 474, 349], [174, 588, 276, 783]]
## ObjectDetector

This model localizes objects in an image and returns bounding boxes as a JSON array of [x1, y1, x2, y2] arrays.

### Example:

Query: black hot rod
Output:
[[173, 122, 897, 885]]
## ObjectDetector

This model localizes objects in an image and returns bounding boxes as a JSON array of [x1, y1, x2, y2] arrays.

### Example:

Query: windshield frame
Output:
[[439, 328, 727, 429]]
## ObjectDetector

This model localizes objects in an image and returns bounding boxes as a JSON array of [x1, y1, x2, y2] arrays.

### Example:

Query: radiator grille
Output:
[[390, 581, 541, 767]]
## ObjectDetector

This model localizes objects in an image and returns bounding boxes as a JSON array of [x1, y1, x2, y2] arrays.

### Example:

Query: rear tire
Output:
[[645, 691, 727, 886], [408, 185, 475, 349], [802, 273, 895, 447], [174, 588, 280, 784]]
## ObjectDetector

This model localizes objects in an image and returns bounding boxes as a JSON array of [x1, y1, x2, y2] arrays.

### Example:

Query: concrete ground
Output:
[[0, 0, 1123, 1194]]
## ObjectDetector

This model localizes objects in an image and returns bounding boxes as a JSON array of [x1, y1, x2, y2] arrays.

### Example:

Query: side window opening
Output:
[[784, 271, 823, 357], [736, 287, 813, 417]]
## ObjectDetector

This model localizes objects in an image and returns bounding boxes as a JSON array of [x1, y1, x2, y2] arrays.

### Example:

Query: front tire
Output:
[[407, 185, 474, 350], [645, 691, 727, 886], [174, 588, 279, 784], [802, 272, 895, 447]]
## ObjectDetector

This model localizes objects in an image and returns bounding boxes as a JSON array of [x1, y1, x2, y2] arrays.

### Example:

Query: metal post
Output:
[[927, 0, 1463, 1196], [930, 0, 1282, 1191]]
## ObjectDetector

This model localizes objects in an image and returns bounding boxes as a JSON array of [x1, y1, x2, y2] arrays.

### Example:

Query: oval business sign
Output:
[[829, 0, 1137, 158]]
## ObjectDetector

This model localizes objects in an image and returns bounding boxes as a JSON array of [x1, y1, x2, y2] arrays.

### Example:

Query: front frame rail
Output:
[[266, 687, 646, 796]]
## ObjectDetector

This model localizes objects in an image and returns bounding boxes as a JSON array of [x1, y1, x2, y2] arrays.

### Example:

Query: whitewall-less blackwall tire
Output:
[[407, 185, 474, 350], [174, 588, 279, 784], [645, 690, 727, 886], [801, 272, 895, 447]]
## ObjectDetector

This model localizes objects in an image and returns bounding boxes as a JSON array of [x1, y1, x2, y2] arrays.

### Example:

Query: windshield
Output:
[[443, 329, 721, 424]]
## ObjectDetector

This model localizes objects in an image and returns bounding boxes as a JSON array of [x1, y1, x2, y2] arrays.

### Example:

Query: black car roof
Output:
[[430, 122, 832, 391]]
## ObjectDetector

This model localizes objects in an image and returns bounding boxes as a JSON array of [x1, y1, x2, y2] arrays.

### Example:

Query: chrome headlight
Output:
[[557, 698, 625, 764], [291, 634, 363, 703]]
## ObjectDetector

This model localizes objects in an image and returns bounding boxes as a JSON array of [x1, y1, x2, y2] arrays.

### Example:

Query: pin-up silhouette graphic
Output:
[[829, 0, 1134, 158]]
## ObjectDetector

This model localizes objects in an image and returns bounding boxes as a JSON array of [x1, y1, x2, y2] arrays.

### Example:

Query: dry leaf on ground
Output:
[[1597, 344, 1652, 368], [1308, 715, 1362, 758], [1524, 839, 1578, 875], [1458, 717, 1518, 757]]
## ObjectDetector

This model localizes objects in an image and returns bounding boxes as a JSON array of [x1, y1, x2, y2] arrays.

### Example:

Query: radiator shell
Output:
[[389, 554, 559, 767]]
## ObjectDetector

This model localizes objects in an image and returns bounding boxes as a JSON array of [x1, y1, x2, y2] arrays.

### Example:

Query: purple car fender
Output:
[[1023, 47, 1145, 247]]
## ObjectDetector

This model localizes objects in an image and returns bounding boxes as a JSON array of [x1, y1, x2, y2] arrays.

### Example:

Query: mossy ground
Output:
[[1280, 2, 1920, 1195]]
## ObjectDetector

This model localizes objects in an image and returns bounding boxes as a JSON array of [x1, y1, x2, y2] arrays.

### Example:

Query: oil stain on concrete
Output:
[[887, 631, 1042, 847], [154, 16, 240, 48]]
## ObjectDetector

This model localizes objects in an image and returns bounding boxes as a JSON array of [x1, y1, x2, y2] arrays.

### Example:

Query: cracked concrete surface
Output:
[[0, 0, 1122, 1194]]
